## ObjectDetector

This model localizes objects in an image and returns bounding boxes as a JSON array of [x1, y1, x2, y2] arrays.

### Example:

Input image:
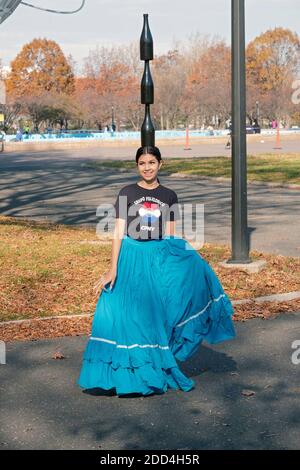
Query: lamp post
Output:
[[0, 0, 22, 24], [256, 101, 260, 121], [111, 106, 116, 132], [227, 0, 251, 264], [0, 0, 86, 23]]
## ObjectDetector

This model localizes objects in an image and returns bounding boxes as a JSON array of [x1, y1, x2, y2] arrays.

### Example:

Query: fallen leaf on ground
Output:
[[242, 389, 256, 397], [52, 351, 65, 360]]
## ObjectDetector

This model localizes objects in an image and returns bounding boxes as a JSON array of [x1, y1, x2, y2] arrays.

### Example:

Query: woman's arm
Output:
[[110, 218, 125, 271], [94, 217, 125, 295]]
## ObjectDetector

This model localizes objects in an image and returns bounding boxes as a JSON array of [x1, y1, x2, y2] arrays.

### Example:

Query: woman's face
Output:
[[137, 154, 162, 183]]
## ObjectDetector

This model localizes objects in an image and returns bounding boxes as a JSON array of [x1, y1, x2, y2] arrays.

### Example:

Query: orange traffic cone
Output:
[[184, 126, 191, 150], [273, 125, 282, 150]]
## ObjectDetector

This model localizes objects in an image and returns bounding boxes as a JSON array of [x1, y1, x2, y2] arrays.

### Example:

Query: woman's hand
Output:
[[165, 220, 176, 237], [94, 267, 117, 297]]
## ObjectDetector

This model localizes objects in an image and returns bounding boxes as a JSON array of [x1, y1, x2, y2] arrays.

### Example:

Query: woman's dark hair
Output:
[[135, 146, 162, 164]]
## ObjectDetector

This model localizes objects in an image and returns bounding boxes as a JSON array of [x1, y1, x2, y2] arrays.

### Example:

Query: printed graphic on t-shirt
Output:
[[134, 197, 165, 233], [114, 183, 180, 240], [139, 202, 161, 222]]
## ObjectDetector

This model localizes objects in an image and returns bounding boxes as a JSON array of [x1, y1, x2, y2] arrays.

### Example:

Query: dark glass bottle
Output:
[[141, 104, 155, 147], [140, 13, 153, 61], [141, 61, 154, 104]]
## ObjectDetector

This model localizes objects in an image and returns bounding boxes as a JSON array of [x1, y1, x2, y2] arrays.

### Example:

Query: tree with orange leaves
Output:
[[77, 45, 139, 130], [152, 49, 187, 130], [246, 27, 300, 123], [6, 38, 75, 99], [185, 40, 231, 128]]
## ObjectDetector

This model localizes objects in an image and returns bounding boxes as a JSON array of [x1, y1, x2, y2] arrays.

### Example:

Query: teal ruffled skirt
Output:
[[77, 235, 236, 396]]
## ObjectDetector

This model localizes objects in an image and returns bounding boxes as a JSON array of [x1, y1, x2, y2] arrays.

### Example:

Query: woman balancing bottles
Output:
[[140, 13, 155, 147]]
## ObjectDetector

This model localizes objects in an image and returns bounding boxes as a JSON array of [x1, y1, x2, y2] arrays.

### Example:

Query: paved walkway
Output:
[[0, 148, 299, 257], [1, 310, 299, 450]]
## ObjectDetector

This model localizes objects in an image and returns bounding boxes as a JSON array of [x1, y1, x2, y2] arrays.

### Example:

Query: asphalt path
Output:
[[1, 311, 300, 450]]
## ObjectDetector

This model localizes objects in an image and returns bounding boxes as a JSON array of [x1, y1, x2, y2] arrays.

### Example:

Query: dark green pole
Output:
[[227, 0, 251, 264]]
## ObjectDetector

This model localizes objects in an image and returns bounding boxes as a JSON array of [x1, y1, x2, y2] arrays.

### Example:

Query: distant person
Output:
[[24, 126, 31, 138], [0, 129, 5, 152], [225, 120, 232, 149], [253, 118, 261, 134], [16, 128, 23, 142], [207, 125, 214, 136]]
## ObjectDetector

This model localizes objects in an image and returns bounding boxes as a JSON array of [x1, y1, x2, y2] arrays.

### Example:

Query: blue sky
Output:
[[0, 0, 299, 70]]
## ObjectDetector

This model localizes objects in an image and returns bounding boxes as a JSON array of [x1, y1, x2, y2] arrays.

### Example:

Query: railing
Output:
[[3, 127, 300, 143], [4, 129, 227, 142]]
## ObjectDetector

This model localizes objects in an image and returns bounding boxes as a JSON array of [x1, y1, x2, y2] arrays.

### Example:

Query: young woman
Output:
[[77, 146, 236, 397]]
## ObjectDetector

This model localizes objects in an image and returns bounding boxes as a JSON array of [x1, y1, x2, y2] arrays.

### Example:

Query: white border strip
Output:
[[89, 337, 169, 350], [175, 294, 225, 328], [89, 294, 226, 349]]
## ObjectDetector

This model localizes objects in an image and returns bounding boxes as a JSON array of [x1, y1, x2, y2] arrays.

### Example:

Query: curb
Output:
[[232, 291, 300, 305], [0, 313, 92, 326]]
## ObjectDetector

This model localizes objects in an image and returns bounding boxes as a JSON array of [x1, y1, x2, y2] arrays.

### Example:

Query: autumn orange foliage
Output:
[[6, 38, 75, 99]]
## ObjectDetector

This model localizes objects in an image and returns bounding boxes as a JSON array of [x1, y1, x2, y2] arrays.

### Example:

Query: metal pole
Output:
[[227, 0, 251, 264], [256, 100, 260, 121], [111, 106, 115, 132]]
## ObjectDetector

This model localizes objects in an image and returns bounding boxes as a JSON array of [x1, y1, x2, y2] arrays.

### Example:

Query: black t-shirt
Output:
[[114, 182, 180, 241]]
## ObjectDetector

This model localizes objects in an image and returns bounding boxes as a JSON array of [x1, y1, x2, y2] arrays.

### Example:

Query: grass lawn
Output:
[[0, 215, 299, 331], [88, 153, 300, 185], [0, 216, 112, 322]]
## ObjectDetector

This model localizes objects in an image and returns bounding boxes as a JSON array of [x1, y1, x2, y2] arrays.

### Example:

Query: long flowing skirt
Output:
[[77, 235, 236, 396]]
